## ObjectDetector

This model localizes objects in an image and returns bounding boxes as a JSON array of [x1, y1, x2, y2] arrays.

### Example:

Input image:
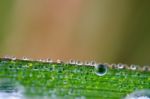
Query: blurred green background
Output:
[[0, 0, 150, 65]]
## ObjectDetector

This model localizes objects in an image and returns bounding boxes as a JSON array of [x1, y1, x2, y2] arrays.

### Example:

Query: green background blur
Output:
[[0, 0, 150, 65]]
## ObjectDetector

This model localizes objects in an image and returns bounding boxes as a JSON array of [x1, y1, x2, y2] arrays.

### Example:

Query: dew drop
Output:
[[22, 57, 29, 61], [11, 56, 17, 60], [76, 60, 83, 65], [84, 61, 90, 66], [110, 64, 117, 69], [69, 60, 76, 64], [46, 58, 53, 63], [90, 61, 96, 66], [143, 66, 150, 71], [95, 64, 108, 76], [117, 63, 125, 69], [56, 59, 63, 64], [130, 65, 138, 70]]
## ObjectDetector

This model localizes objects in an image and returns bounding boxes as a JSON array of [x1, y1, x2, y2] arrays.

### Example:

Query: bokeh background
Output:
[[0, 0, 150, 65]]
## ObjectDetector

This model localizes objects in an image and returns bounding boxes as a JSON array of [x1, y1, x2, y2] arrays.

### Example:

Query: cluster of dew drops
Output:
[[2, 56, 150, 77]]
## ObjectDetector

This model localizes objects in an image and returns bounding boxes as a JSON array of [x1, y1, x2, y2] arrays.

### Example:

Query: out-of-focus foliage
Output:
[[0, 0, 150, 65], [0, 0, 13, 52]]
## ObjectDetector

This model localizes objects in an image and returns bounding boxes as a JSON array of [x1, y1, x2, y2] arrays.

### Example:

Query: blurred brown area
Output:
[[0, 0, 150, 65]]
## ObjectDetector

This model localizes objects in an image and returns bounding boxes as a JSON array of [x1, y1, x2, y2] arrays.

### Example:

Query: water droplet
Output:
[[95, 64, 108, 76], [76, 60, 83, 65], [46, 58, 53, 63], [84, 61, 90, 66], [143, 66, 150, 71], [110, 64, 117, 69], [69, 60, 76, 64], [11, 56, 17, 60], [130, 65, 138, 70], [38, 59, 46, 62], [90, 61, 96, 66], [56, 59, 63, 64], [117, 63, 125, 69], [22, 57, 29, 61]]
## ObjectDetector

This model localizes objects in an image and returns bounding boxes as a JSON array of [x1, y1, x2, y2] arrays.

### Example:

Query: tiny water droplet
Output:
[[117, 63, 125, 69], [90, 61, 96, 66], [22, 57, 29, 61], [84, 61, 91, 66], [110, 64, 117, 69], [76, 60, 83, 65], [69, 60, 76, 64], [46, 58, 53, 63], [143, 66, 150, 71], [11, 56, 17, 60], [56, 59, 63, 64], [130, 65, 138, 70]]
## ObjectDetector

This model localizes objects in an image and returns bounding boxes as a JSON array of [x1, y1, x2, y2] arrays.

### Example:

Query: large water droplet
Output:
[[95, 64, 108, 76]]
